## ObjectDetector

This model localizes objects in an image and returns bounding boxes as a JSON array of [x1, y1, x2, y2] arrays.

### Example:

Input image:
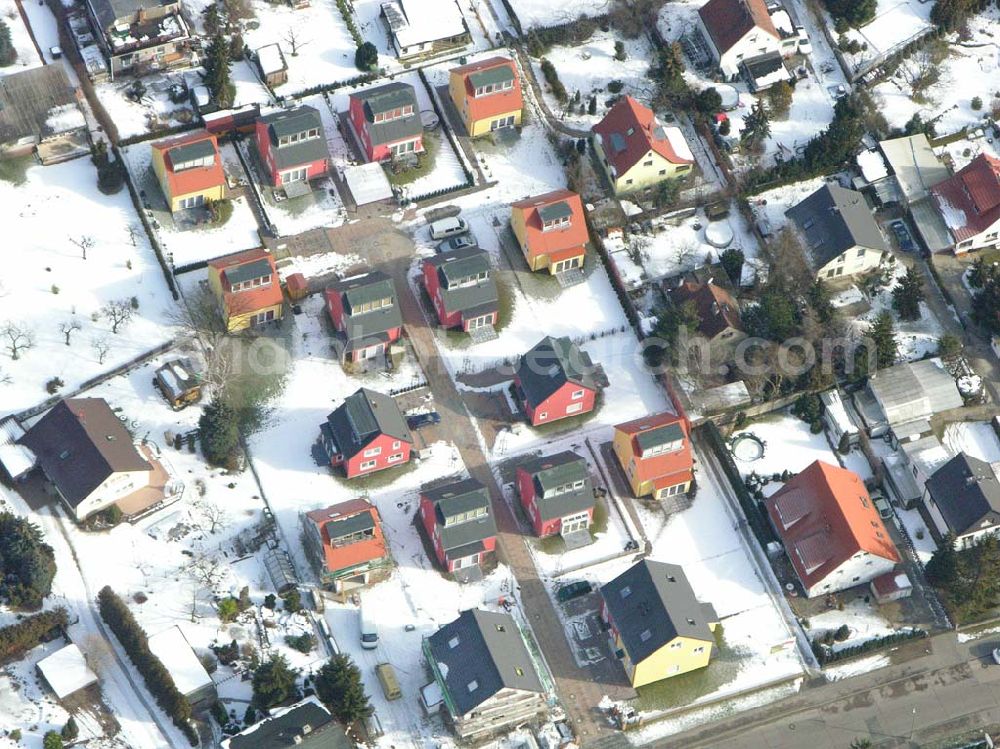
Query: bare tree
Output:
[[0, 366, 11, 385], [1, 322, 35, 360], [91, 336, 110, 364], [102, 299, 135, 334], [70, 235, 95, 260], [60, 320, 82, 346], [127, 224, 141, 248], [284, 27, 309, 56], [187, 551, 227, 589], [192, 497, 228, 534]]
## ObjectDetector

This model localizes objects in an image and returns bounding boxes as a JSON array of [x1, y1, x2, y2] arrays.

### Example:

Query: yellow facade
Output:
[[151, 146, 225, 213], [612, 427, 692, 499], [628, 634, 715, 688], [509, 207, 543, 271], [448, 71, 523, 138], [206, 265, 283, 332], [593, 139, 692, 195]]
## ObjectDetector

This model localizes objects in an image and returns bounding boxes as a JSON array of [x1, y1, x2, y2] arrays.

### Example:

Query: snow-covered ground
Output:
[[806, 597, 896, 652], [839, 0, 934, 78], [121, 142, 262, 268], [858, 259, 944, 363], [749, 175, 830, 237], [94, 75, 196, 141], [896, 505, 937, 565], [823, 653, 890, 681], [733, 412, 840, 484], [0, 159, 176, 414], [503, 0, 609, 30], [943, 421, 1000, 463], [0, 0, 43, 77], [529, 31, 656, 129]]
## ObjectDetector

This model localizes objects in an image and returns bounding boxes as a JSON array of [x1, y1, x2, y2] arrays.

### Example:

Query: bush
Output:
[[834, 624, 850, 641], [972, 96, 983, 111], [207, 198, 233, 226], [263, 593, 277, 610], [614, 40, 626, 60], [212, 639, 240, 666], [218, 597, 240, 623], [282, 589, 302, 613], [285, 633, 316, 653], [243, 705, 257, 725], [695, 87, 722, 115], [42, 732, 63, 749], [0, 609, 67, 661], [10, 729, 21, 742], [0, 19, 17, 67], [46, 377, 64, 394], [539, 59, 567, 102], [355, 41, 378, 71], [61, 717, 78, 742], [0, 513, 56, 609], [92, 143, 124, 195], [607, 79, 624, 94], [97, 587, 198, 745], [210, 700, 228, 726]]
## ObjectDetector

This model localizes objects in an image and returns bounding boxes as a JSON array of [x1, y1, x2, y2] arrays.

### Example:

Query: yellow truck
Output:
[[375, 663, 401, 701]]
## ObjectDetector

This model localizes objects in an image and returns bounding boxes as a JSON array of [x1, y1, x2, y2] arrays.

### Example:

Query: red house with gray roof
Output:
[[348, 82, 424, 163], [419, 477, 497, 573], [422, 247, 499, 332], [513, 336, 600, 426], [931, 153, 1000, 254], [516, 451, 595, 537], [319, 388, 413, 478]]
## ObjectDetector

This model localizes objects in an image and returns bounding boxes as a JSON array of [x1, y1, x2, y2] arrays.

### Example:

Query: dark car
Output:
[[556, 580, 593, 603], [406, 412, 441, 430], [889, 220, 916, 251]]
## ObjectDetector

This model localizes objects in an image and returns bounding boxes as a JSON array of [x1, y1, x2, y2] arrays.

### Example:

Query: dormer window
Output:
[[473, 78, 514, 97], [373, 105, 413, 124], [642, 439, 683, 457], [230, 275, 272, 293]]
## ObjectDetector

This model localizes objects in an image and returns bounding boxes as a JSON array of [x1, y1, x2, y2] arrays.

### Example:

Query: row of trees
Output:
[[969, 258, 1000, 335], [97, 586, 198, 745], [0, 513, 56, 610], [0, 608, 67, 661], [926, 534, 1000, 624], [249, 651, 373, 724]]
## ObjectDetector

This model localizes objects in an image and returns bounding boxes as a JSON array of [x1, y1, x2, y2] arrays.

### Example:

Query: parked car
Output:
[[429, 216, 469, 240], [359, 602, 378, 650], [889, 220, 916, 251], [437, 235, 476, 253], [407, 412, 441, 430], [872, 495, 893, 520], [993, 647, 1000, 665], [556, 580, 593, 603], [375, 663, 402, 700]]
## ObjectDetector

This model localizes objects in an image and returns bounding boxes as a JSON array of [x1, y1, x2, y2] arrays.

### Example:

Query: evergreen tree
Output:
[[971, 265, 1000, 334], [807, 279, 834, 323], [743, 282, 797, 341], [0, 512, 56, 610], [740, 101, 771, 150], [201, 4, 221, 36], [926, 534, 958, 588], [0, 19, 17, 67], [42, 732, 63, 749], [766, 80, 793, 117], [587, 95, 597, 115], [937, 333, 961, 359], [252, 653, 298, 709], [204, 33, 235, 108], [315, 654, 374, 724], [892, 266, 924, 321], [198, 395, 240, 468], [867, 310, 897, 370], [652, 43, 689, 108], [720, 247, 745, 286], [354, 41, 378, 71], [694, 87, 722, 115], [61, 717, 79, 742]]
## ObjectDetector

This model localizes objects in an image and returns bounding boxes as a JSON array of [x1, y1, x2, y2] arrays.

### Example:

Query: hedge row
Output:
[[118, 121, 201, 148], [409, 179, 475, 204], [813, 628, 927, 666], [0, 608, 67, 662], [97, 587, 198, 745], [291, 72, 380, 99], [335, 0, 364, 47]]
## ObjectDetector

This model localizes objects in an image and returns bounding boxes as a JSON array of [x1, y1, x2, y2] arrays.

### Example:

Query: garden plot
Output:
[[529, 32, 656, 129], [838, 0, 934, 78], [855, 259, 943, 362], [0, 158, 176, 414], [503, 0, 609, 30], [94, 72, 197, 140], [749, 175, 829, 237], [242, 0, 361, 95], [943, 421, 1000, 463], [0, 0, 43, 76], [122, 142, 262, 268], [896, 505, 937, 564], [732, 411, 840, 488], [805, 597, 896, 652], [873, 8, 1000, 134]]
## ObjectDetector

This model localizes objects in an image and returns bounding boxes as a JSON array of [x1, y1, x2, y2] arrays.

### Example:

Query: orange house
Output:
[[150, 130, 226, 213], [510, 189, 588, 274], [206, 248, 284, 332], [448, 56, 523, 137], [612, 412, 693, 500], [302, 498, 392, 593]]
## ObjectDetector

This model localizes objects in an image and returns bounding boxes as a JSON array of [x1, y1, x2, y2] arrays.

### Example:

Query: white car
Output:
[[992, 647, 1000, 665], [429, 216, 469, 241]]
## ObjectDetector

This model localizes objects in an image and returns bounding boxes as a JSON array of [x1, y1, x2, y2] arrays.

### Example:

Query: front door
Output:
[[553, 256, 581, 273], [467, 315, 490, 330], [561, 512, 590, 535]]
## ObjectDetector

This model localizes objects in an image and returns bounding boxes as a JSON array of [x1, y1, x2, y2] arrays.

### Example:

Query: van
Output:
[[375, 663, 402, 700], [429, 216, 468, 240], [359, 604, 378, 649]]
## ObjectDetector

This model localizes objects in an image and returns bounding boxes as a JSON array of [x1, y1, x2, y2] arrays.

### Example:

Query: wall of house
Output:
[[348, 99, 376, 162], [630, 636, 714, 688], [74, 467, 152, 520], [510, 207, 545, 270], [954, 223, 1000, 255], [419, 496, 447, 567], [467, 108, 523, 138], [524, 381, 595, 426], [956, 522, 1000, 549], [110, 39, 187, 77], [536, 507, 594, 537], [345, 433, 411, 478], [461, 310, 496, 331], [611, 429, 639, 493], [225, 302, 284, 333], [717, 29, 781, 79], [614, 150, 691, 194], [816, 245, 884, 281], [803, 552, 897, 598], [453, 688, 546, 740]]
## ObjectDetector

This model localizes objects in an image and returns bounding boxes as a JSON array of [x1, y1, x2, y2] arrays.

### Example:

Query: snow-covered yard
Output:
[[805, 597, 896, 652], [943, 420, 1000, 463], [503, 0, 609, 30], [857, 258, 944, 363], [839, 0, 934, 78], [94, 73, 197, 141], [896, 505, 937, 565], [733, 411, 841, 485], [0, 0, 43, 77], [0, 159, 176, 414]]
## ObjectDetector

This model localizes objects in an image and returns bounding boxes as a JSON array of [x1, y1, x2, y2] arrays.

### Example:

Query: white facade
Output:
[[72, 467, 151, 520], [815, 245, 885, 281], [698, 19, 781, 79], [803, 550, 897, 598], [953, 221, 1000, 255]]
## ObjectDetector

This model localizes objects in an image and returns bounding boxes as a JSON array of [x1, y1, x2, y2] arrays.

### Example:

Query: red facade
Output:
[[516, 379, 596, 427], [418, 495, 497, 571], [347, 96, 424, 163], [421, 260, 498, 331], [516, 466, 595, 536], [330, 432, 411, 479], [323, 288, 402, 362], [254, 119, 329, 188]]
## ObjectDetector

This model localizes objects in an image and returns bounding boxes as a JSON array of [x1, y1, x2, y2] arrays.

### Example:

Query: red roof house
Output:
[[510, 189, 589, 274], [765, 461, 900, 598], [302, 498, 392, 592], [591, 96, 694, 194], [669, 280, 744, 342], [448, 56, 523, 136], [206, 248, 284, 331], [612, 413, 693, 501], [931, 153, 1000, 254], [513, 336, 600, 427], [697, 0, 780, 78], [150, 130, 226, 213]]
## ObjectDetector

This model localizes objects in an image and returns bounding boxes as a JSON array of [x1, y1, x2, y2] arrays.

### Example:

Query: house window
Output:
[[852, 576, 860, 582], [281, 167, 308, 183], [670, 641, 682, 649], [363, 446, 381, 458], [387, 453, 404, 463], [643, 159, 653, 167], [537, 411, 548, 420], [392, 441, 401, 449], [857, 248, 866, 257], [566, 402, 583, 414], [359, 459, 377, 470], [625, 178, 633, 185], [250, 309, 275, 326], [639, 629, 652, 642], [659, 169, 667, 175], [694, 646, 705, 653], [571, 389, 585, 400]]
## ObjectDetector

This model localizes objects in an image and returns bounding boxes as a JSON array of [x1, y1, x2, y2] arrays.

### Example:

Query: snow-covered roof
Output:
[[819, 389, 858, 437], [0, 415, 35, 480], [37, 644, 98, 699], [147, 626, 212, 698], [343, 162, 393, 206], [256, 43, 286, 75], [44, 103, 86, 135], [856, 149, 888, 183], [878, 134, 948, 203], [663, 125, 694, 163], [383, 0, 467, 51]]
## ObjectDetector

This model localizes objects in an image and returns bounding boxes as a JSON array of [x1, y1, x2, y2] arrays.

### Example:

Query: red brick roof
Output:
[[670, 280, 743, 339], [615, 412, 693, 486], [305, 499, 389, 575], [591, 96, 693, 178], [451, 56, 523, 123], [510, 189, 589, 259], [208, 248, 283, 317], [932, 154, 1000, 242], [765, 461, 899, 592], [150, 130, 225, 198], [697, 0, 779, 56]]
